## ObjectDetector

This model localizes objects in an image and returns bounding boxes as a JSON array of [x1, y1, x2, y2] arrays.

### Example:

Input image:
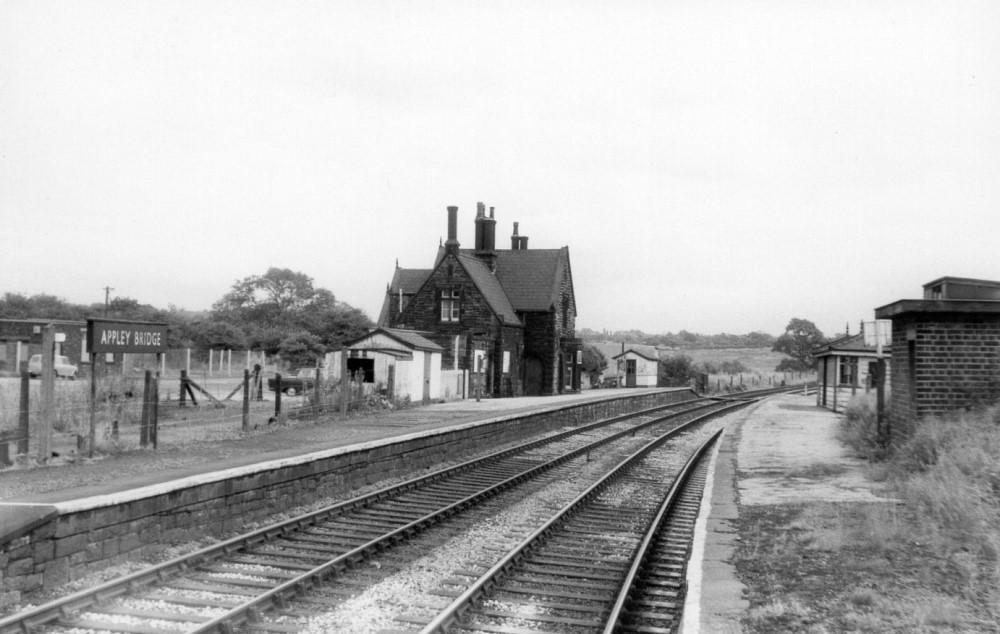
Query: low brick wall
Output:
[[1, 389, 695, 605]]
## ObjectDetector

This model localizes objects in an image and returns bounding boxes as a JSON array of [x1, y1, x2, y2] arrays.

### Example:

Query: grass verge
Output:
[[735, 395, 1000, 633]]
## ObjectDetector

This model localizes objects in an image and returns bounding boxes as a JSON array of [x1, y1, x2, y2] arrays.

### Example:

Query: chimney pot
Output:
[[445, 205, 460, 255]]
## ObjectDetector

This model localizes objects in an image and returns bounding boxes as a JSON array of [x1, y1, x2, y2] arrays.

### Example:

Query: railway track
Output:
[[418, 419, 723, 633], [0, 388, 798, 634]]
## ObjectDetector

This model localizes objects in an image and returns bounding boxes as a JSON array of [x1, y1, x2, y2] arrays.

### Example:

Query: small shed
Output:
[[336, 328, 444, 403], [812, 332, 891, 413], [612, 347, 660, 387]]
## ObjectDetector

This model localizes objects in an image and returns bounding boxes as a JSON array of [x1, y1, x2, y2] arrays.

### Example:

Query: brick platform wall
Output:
[[1, 389, 696, 605]]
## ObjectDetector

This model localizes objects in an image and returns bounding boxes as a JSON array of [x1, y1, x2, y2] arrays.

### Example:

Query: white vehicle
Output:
[[27, 354, 79, 379]]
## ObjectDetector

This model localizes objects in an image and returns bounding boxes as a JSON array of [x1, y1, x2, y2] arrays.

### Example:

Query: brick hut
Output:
[[875, 276, 1000, 421], [378, 203, 581, 397]]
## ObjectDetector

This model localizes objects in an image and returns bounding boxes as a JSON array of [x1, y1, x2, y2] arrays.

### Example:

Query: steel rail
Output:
[[418, 399, 752, 634], [188, 400, 735, 634], [601, 427, 725, 634], [0, 398, 704, 634]]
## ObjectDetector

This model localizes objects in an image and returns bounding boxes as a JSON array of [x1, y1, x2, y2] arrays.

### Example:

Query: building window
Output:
[[440, 288, 460, 322], [839, 357, 858, 385], [347, 358, 374, 383]]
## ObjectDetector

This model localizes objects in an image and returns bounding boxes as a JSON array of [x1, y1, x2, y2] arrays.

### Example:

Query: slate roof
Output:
[[432, 246, 573, 313], [377, 267, 433, 326], [455, 255, 522, 325], [493, 248, 573, 313]]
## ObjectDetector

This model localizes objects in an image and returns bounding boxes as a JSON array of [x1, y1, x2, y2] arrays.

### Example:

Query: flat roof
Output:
[[875, 299, 1000, 319], [922, 276, 1000, 290]]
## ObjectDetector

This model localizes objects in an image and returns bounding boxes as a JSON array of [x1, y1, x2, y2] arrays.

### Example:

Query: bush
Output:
[[838, 394, 881, 460], [882, 405, 1000, 606]]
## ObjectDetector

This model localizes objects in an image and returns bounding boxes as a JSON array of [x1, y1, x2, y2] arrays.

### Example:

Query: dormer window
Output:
[[440, 288, 460, 322]]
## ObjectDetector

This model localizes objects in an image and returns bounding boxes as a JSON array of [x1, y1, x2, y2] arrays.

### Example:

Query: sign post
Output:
[[864, 319, 892, 448], [86, 319, 169, 456]]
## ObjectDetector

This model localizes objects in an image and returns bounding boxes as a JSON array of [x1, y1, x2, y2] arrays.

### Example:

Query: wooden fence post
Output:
[[242, 369, 250, 432], [340, 351, 348, 416], [274, 373, 282, 419], [18, 370, 29, 455], [151, 371, 159, 449], [180, 369, 188, 407], [140, 370, 152, 447], [38, 325, 54, 463], [314, 367, 322, 410]]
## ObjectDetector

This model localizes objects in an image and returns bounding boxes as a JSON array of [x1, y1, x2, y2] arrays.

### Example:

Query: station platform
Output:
[[683, 391, 887, 634], [0, 388, 668, 507], [1, 387, 688, 594]]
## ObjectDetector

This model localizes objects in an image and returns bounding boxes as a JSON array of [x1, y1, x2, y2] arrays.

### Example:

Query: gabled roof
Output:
[[377, 267, 433, 326], [344, 327, 444, 352], [813, 333, 891, 357], [392, 267, 433, 293], [494, 248, 573, 313], [613, 347, 660, 362], [434, 246, 574, 313], [455, 255, 521, 326]]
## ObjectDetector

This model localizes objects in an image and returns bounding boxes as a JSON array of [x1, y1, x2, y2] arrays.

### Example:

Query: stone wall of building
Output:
[[391, 253, 523, 396]]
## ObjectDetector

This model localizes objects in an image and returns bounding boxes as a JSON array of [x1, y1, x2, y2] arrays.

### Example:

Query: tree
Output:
[[581, 344, 608, 386], [772, 318, 825, 372], [213, 268, 322, 329], [211, 267, 373, 362], [658, 354, 695, 387], [0, 292, 88, 320], [278, 331, 326, 367]]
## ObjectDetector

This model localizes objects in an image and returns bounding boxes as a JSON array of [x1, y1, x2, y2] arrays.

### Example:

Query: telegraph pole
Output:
[[103, 286, 114, 316]]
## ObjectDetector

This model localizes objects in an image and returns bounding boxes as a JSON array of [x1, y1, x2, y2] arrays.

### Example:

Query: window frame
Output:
[[440, 287, 461, 323]]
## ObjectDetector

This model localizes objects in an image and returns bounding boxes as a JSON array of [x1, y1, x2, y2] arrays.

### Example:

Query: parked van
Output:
[[27, 354, 78, 379]]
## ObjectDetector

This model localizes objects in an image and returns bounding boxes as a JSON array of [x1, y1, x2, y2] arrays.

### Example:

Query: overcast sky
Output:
[[2, 1, 997, 338]]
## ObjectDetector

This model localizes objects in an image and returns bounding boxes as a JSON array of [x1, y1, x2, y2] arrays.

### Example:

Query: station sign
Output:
[[87, 318, 168, 353]]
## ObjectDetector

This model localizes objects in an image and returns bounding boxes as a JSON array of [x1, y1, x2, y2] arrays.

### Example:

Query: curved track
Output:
[[1, 387, 804, 633], [419, 416, 724, 634], [0, 398, 728, 634]]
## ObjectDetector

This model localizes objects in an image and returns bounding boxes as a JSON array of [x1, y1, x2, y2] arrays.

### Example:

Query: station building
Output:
[[875, 276, 1000, 421], [378, 204, 581, 397]]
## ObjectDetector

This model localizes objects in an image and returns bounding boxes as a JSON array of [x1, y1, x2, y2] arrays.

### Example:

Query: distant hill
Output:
[[578, 328, 775, 349]]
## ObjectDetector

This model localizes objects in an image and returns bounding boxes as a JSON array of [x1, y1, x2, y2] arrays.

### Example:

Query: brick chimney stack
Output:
[[474, 202, 497, 269], [445, 205, 460, 255], [474, 202, 496, 252], [511, 222, 528, 250]]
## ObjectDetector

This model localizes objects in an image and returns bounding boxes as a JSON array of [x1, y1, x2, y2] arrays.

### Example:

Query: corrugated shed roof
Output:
[[456, 255, 522, 326], [379, 328, 444, 351], [345, 327, 444, 352]]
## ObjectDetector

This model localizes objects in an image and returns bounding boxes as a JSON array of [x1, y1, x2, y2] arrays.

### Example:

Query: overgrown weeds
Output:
[[844, 395, 1000, 622], [739, 397, 1000, 632]]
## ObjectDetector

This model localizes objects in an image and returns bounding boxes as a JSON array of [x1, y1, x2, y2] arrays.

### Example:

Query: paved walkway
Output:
[[684, 392, 888, 634]]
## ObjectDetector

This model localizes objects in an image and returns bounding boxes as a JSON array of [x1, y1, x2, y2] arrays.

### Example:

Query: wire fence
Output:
[[0, 367, 377, 465]]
